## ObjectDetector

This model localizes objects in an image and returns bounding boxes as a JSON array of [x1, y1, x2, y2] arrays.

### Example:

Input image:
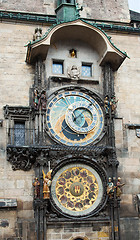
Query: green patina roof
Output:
[[26, 19, 129, 58]]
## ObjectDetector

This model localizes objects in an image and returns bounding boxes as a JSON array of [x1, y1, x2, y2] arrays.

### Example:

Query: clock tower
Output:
[[4, 0, 128, 239], [24, 11, 127, 237]]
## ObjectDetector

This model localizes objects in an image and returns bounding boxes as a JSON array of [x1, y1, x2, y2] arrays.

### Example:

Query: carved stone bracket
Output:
[[107, 149, 119, 167], [3, 105, 33, 119], [7, 146, 38, 171]]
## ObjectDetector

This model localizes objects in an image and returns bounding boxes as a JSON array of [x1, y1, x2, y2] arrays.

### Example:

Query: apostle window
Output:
[[52, 60, 64, 74], [81, 63, 92, 77]]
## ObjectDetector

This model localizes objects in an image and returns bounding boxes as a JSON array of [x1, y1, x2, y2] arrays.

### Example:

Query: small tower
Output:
[[55, 0, 77, 22]]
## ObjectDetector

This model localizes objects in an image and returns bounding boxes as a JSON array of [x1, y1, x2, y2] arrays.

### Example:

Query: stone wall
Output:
[[79, 0, 130, 22], [0, 0, 56, 15], [0, 0, 130, 22], [0, 21, 46, 240], [110, 32, 140, 218], [120, 218, 140, 240], [47, 223, 110, 240], [0, 214, 36, 240]]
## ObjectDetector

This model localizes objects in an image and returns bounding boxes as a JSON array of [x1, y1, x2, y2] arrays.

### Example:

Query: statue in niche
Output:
[[67, 65, 80, 80], [33, 27, 42, 41], [69, 49, 76, 58], [33, 89, 39, 109], [110, 96, 118, 114], [107, 177, 115, 198], [32, 177, 40, 199], [116, 177, 125, 198], [42, 169, 52, 199], [39, 91, 47, 110]]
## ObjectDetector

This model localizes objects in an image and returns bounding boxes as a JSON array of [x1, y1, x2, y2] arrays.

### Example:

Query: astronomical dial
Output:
[[46, 90, 104, 146]]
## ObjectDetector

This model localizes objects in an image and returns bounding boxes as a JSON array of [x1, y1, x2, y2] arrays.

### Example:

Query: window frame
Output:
[[52, 59, 64, 75], [13, 120, 25, 146], [81, 62, 93, 78]]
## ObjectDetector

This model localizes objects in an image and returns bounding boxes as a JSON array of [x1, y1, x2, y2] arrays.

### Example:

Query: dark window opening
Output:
[[66, 0, 71, 3]]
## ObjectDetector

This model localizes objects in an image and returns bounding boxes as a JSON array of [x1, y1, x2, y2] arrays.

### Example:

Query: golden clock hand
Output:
[[62, 96, 71, 106]]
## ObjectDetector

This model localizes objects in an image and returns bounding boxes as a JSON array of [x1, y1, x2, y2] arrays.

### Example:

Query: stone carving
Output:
[[116, 177, 125, 198], [104, 96, 110, 114], [107, 177, 115, 198], [76, 3, 83, 18], [7, 147, 37, 171], [33, 90, 47, 110], [110, 96, 118, 114], [39, 90, 47, 110], [3, 105, 32, 119], [67, 65, 80, 80], [32, 178, 40, 199], [33, 89, 39, 109], [42, 169, 52, 199], [107, 177, 125, 199], [104, 95, 118, 115], [33, 27, 42, 41]]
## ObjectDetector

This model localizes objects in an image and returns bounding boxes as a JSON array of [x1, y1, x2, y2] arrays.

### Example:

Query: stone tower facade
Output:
[[0, 0, 130, 21]]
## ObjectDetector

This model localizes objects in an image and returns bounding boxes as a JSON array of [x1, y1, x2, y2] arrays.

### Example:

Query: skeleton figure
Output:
[[39, 91, 47, 110], [33, 90, 39, 109]]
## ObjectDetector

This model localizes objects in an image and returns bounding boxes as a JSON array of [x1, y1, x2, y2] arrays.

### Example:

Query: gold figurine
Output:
[[42, 169, 52, 199], [71, 49, 76, 58]]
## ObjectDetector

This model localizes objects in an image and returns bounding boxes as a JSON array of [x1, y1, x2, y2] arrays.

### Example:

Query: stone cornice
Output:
[[0, 10, 56, 24], [0, 10, 140, 34], [6, 144, 116, 171]]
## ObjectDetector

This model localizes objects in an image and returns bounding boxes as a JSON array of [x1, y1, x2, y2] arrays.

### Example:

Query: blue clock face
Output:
[[46, 91, 104, 146]]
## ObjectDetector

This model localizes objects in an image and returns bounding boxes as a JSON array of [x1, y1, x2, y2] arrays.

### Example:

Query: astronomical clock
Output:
[[46, 89, 105, 146], [45, 87, 107, 219]]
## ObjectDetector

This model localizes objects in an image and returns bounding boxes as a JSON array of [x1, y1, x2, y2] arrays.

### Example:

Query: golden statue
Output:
[[42, 169, 52, 199], [71, 49, 76, 58]]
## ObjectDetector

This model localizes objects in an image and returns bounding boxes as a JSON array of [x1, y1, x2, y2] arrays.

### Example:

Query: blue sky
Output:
[[128, 0, 140, 13]]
